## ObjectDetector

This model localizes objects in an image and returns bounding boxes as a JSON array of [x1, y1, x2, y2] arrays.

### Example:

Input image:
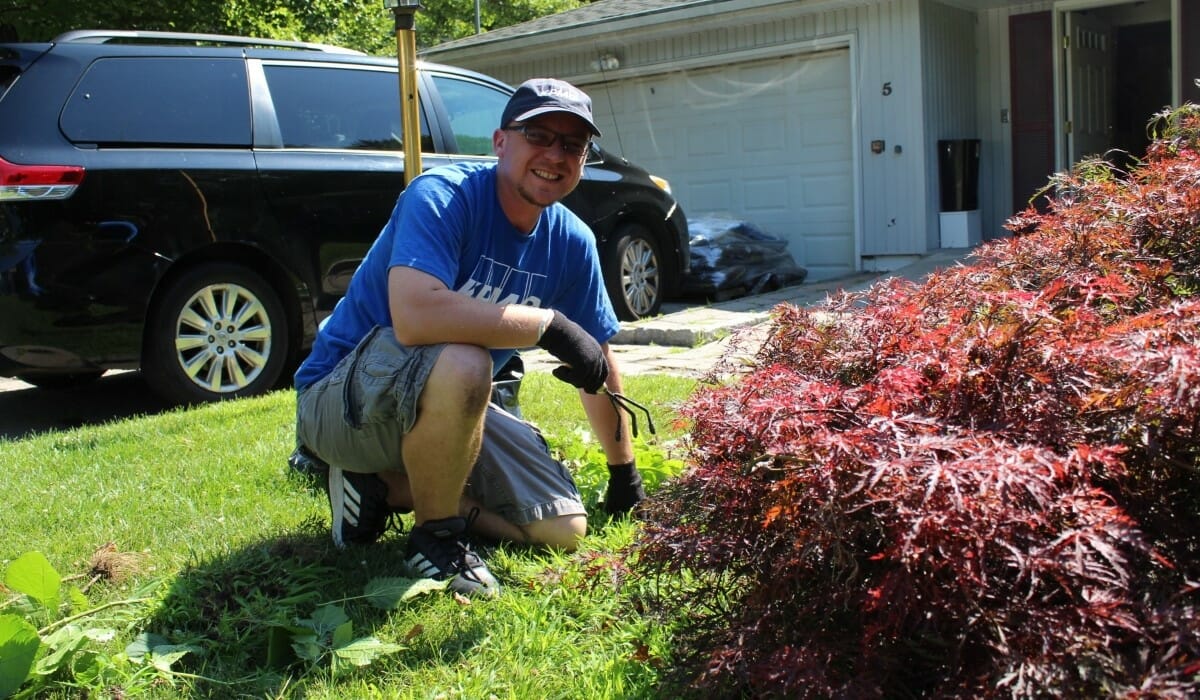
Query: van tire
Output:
[[143, 263, 289, 405]]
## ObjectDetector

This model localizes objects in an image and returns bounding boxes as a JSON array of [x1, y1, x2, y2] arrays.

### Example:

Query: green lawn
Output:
[[0, 372, 698, 699]]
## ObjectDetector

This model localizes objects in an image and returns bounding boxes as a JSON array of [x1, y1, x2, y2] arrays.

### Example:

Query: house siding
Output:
[[977, 2, 1053, 238], [854, 0, 928, 257], [423, 0, 1196, 267], [427, 0, 936, 269], [920, 1, 979, 250]]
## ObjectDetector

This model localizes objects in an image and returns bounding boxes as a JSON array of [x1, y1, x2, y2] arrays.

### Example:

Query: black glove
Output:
[[604, 461, 645, 516], [535, 310, 608, 393]]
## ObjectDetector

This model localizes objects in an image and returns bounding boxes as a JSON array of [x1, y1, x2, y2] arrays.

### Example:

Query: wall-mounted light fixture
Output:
[[590, 53, 620, 72]]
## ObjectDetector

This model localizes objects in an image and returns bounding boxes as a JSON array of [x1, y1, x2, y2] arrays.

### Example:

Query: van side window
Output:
[[263, 64, 432, 151], [430, 74, 511, 156], [61, 58, 250, 146]]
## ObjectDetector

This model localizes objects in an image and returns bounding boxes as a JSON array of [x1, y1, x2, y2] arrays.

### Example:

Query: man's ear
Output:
[[492, 128, 506, 157]]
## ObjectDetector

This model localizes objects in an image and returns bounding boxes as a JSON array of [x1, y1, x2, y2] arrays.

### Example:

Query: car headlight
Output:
[[650, 174, 672, 195]]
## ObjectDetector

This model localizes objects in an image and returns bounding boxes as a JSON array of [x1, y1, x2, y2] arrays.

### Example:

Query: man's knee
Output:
[[524, 514, 587, 551], [426, 344, 494, 414]]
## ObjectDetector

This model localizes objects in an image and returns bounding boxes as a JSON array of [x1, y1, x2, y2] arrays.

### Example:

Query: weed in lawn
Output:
[[84, 542, 148, 588], [151, 533, 335, 657], [1, 550, 178, 699], [0, 373, 698, 698]]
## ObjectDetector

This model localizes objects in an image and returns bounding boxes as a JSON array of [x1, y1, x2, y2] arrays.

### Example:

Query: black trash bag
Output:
[[681, 215, 807, 299], [490, 352, 524, 419]]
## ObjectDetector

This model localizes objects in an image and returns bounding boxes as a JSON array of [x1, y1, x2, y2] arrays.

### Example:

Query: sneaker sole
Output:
[[405, 552, 500, 597]]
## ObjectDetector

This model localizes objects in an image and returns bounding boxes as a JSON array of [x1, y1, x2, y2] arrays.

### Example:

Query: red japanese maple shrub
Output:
[[632, 105, 1200, 698]]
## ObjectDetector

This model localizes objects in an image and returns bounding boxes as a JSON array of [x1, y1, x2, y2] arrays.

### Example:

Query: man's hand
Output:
[[536, 310, 608, 393], [604, 461, 645, 516]]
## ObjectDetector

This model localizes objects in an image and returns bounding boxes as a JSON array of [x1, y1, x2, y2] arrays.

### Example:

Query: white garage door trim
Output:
[[583, 46, 857, 282]]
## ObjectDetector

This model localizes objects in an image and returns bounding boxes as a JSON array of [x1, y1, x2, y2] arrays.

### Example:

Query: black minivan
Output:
[[0, 30, 689, 404]]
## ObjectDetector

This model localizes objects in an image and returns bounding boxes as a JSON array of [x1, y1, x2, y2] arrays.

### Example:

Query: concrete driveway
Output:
[[0, 248, 975, 440]]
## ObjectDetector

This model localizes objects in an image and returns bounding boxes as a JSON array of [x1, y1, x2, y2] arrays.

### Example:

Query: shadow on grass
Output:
[[142, 510, 485, 697], [0, 371, 175, 440]]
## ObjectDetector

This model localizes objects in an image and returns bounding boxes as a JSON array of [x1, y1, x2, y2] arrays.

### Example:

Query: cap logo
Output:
[[535, 84, 583, 101], [501, 78, 602, 137]]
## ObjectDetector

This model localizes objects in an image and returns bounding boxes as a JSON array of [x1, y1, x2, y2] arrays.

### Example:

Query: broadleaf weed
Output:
[[1, 550, 166, 698]]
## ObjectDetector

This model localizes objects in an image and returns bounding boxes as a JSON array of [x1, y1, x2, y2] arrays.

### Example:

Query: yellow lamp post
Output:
[[384, 0, 422, 185]]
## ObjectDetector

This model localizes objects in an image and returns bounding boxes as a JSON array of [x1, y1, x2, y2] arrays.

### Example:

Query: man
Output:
[[293, 79, 646, 597]]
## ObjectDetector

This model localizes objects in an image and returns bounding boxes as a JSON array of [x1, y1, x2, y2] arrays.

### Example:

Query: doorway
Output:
[[1062, 0, 1172, 169]]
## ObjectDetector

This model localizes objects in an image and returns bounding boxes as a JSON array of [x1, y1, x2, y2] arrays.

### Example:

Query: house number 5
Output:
[[882, 82, 892, 96]]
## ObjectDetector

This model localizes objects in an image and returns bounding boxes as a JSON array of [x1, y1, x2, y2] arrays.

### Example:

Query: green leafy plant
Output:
[[1, 375, 697, 697], [556, 430, 685, 514], [0, 551, 175, 699], [266, 604, 405, 675], [263, 575, 450, 673]]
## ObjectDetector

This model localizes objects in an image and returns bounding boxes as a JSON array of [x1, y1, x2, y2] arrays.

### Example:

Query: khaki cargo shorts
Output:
[[296, 326, 586, 526]]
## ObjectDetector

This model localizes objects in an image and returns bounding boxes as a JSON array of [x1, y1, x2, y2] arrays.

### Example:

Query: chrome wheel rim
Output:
[[173, 283, 272, 394], [620, 238, 660, 317]]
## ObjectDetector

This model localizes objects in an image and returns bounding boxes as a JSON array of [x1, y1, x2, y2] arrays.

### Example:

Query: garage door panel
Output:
[[744, 120, 786, 153], [682, 72, 753, 107], [797, 210, 855, 229], [748, 202, 848, 229], [801, 115, 850, 146], [608, 79, 680, 113], [744, 177, 792, 211], [604, 128, 674, 167], [803, 235, 856, 270], [737, 167, 850, 208], [587, 49, 853, 281], [689, 180, 734, 211], [624, 132, 676, 162], [687, 125, 731, 157], [802, 173, 852, 207]]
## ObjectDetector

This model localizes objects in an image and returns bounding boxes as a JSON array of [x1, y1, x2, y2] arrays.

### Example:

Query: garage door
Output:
[[585, 49, 854, 281]]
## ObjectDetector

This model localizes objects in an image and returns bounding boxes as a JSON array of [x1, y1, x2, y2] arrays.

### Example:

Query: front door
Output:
[[1065, 10, 1115, 164], [1058, 0, 1173, 171], [1009, 11, 1054, 212]]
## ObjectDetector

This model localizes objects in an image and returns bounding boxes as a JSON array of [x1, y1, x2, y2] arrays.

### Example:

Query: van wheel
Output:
[[604, 223, 663, 321], [143, 263, 289, 405]]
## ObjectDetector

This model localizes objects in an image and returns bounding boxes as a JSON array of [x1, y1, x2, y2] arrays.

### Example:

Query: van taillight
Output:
[[0, 157, 85, 201]]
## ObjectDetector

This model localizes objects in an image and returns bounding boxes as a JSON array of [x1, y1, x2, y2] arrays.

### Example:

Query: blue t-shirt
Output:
[[294, 161, 620, 391]]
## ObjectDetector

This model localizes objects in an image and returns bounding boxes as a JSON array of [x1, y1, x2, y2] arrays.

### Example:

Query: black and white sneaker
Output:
[[288, 444, 329, 480], [405, 515, 500, 597], [327, 465, 398, 548]]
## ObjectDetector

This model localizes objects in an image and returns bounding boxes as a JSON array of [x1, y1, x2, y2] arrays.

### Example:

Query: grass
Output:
[[0, 372, 698, 699]]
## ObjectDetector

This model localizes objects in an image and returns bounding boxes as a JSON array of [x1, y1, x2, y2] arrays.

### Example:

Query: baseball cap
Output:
[[500, 78, 602, 137]]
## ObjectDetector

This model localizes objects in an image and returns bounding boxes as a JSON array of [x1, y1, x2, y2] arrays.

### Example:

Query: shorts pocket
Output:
[[344, 328, 424, 433]]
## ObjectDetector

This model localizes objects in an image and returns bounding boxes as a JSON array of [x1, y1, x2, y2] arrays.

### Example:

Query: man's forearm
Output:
[[388, 267, 553, 348]]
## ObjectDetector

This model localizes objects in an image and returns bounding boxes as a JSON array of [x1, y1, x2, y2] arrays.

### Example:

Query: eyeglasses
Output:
[[503, 124, 591, 158]]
